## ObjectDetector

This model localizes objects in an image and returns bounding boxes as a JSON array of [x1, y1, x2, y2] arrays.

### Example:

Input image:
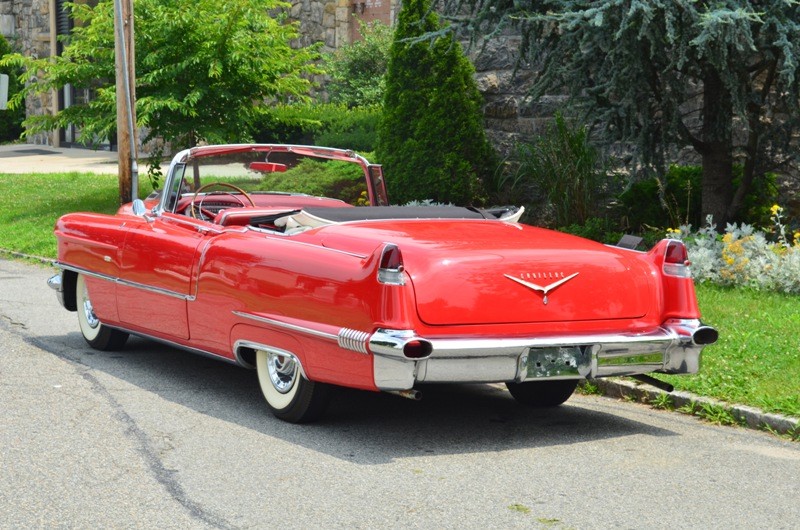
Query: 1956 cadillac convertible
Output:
[[48, 144, 717, 422]]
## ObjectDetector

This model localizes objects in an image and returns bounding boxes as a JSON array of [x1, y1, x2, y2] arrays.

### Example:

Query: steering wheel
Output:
[[188, 182, 256, 220]]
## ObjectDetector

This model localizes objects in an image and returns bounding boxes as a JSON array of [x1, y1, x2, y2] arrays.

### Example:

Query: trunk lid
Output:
[[311, 220, 656, 326]]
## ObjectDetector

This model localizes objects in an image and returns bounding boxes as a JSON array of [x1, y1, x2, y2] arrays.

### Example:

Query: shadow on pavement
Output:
[[31, 331, 677, 465]]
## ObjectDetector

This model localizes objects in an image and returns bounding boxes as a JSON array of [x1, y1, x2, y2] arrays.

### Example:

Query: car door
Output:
[[116, 213, 211, 340]]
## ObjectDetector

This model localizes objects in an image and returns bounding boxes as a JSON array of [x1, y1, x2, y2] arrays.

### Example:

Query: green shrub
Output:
[[0, 35, 24, 143], [558, 218, 623, 245], [376, 0, 497, 206], [252, 103, 381, 152], [506, 113, 613, 227], [323, 20, 392, 107], [257, 158, 366, 205], [617, 165, 778, 231]]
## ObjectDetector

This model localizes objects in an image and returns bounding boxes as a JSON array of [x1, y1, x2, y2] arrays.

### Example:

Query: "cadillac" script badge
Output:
[[504, 272, 579, 305]]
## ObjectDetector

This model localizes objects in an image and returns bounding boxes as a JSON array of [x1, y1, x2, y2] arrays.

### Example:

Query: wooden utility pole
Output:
[[114, 0, 138, 205]]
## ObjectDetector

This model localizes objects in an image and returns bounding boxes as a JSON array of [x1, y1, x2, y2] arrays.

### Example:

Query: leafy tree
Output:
[[0, 34, 24, 143], [435, 0, 800, 225], [0, 0, 319, 148], [324, 20, 392, 107], [377, 0, 496, 205]]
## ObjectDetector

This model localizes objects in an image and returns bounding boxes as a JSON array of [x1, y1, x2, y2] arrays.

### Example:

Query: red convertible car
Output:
[[48, 144, 717, 422]]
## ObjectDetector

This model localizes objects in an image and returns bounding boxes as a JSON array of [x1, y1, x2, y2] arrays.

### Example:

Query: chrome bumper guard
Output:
[[47, 272, 66, 308], [370, 319, 718, 391]]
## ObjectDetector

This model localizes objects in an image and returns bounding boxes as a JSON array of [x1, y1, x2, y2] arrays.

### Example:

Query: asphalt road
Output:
[[1, 257, 799, 529]]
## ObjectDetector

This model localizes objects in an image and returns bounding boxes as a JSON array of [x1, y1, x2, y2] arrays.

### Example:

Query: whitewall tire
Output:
[[255, 348, 330, 423], [76, 274, 129, 351]]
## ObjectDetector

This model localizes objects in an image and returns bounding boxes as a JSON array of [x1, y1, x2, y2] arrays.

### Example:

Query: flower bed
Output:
[[669, 206, 800, 295]]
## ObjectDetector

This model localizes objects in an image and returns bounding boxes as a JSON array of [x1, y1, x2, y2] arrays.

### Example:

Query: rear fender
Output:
[[230, 323, 376, 390], [368, 242, 419, 330], [648, 239, 701, 320]]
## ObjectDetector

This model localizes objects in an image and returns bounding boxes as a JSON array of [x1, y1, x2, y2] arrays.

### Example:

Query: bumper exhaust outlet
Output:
[[692, 326, 719, 346]]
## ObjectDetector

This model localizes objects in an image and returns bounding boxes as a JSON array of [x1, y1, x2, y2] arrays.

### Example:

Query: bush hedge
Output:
[[256, 157, 367, 205], [252, 103, 380, 152], [617, 165, 778, 232]]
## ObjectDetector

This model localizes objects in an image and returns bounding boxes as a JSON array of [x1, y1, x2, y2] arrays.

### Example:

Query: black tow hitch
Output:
[[630, 374, 675, 393]]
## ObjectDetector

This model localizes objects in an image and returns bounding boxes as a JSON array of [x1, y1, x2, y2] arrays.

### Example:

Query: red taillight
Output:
[[378, 243, 405, 285], [665, 240, 689, 264], [663, 240, 691, 278], [380, 244, 403, 270]]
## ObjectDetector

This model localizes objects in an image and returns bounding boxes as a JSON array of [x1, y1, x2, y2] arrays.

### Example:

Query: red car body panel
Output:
[[50, 144, 715, 404]]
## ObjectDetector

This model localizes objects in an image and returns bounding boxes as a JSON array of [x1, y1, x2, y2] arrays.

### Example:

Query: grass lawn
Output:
[[665, 283, 800, 418], [0, 172, 151, 257], [1, 172, 798, 418]]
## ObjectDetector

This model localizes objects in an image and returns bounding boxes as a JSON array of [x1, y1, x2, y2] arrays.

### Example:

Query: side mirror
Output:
[[132, 199, 147, 216], [132, 199, 155, 222]]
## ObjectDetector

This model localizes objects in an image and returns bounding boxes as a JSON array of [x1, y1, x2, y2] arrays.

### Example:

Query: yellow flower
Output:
[[770, 204, 782, 216]]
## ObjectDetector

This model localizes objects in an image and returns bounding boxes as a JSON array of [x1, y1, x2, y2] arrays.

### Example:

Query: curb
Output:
[[591, 378, 800, 438], [0, 248, 55, 266]]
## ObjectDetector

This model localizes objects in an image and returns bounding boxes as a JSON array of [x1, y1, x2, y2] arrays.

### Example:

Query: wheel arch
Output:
[[230, 324, 309, 374], [62, 268, 78, 311]]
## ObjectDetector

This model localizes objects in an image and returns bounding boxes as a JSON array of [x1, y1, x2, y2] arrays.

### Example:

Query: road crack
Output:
[[1, 314, 29, 330], [25, 335, 234, 530]]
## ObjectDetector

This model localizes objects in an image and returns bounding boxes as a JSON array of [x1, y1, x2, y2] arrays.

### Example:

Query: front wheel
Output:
[[506, 379, 578, 407], [76, 274, 129, 351], [255, 349, 330, 423]]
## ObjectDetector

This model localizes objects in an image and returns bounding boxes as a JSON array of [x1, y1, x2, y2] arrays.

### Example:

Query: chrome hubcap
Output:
[[267, 352, 297, 394], [82, 296, 100, 329]]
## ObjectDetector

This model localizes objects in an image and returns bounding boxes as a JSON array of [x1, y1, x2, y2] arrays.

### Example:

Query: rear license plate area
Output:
[[526, 346, 590, 378]]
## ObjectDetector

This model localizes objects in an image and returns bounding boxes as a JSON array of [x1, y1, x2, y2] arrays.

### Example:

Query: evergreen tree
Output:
[[436, 0, 800, 225], [377, 0, 496, 205]]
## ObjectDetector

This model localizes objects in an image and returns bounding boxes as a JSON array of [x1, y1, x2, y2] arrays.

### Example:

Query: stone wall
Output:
[[0, 0, 55, 145], [469, 35, 555, 157], [291, 0, 349, 51]]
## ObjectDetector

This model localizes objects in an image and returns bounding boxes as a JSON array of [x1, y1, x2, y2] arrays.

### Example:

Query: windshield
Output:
[[159, 144, 388, 217]]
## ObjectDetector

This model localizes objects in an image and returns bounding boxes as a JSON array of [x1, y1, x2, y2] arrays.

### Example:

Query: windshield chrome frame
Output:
[[155, 144, 379, 215]]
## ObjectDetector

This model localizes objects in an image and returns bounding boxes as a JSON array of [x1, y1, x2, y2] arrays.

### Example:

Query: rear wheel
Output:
[[76, 274, 129, 350], [506, 379, 578, 407], [255, 349, 330, 423]]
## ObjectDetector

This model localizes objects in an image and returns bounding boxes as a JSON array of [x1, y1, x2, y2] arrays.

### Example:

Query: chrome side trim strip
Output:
[[233, 311, 338, 341], [57, 263, 194, 301], [232, 311, 371, 355]]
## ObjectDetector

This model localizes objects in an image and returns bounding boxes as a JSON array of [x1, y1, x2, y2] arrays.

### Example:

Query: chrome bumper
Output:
[[47, 272, 66, 308], [370, 319, 718, 391]]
